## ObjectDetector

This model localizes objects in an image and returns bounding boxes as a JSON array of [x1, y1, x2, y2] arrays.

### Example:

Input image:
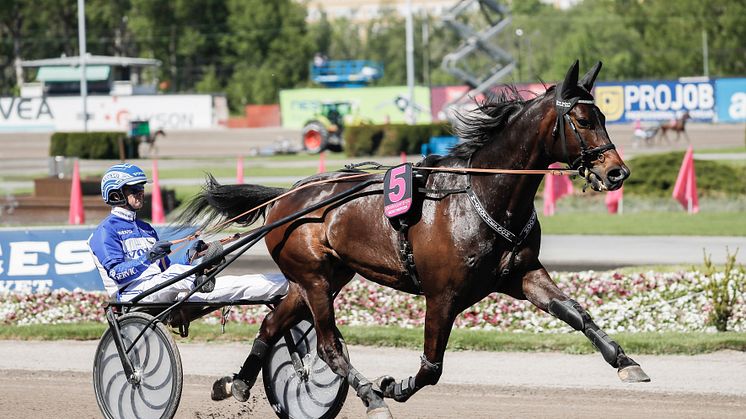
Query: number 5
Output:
[[387, 165, 407, 203]]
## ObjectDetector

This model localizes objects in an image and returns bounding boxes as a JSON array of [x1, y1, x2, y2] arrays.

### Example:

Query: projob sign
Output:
[[594, 79, 715, 123]]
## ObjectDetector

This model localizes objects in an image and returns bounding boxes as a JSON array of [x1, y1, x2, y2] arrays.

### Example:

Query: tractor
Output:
[[301, 101, 361, 153]]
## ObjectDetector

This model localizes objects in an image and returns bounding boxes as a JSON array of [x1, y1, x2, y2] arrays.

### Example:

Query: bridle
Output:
[[553, 91, 616, 175]]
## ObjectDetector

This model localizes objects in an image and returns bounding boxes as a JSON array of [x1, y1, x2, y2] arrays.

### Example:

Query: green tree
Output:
[[0, 0, 28, 92], [86, 0, 133, 56], [308, 9, 333, 58], [701, 0, 746, 76], [129, 0, 228, 92], [546, 0, 644, 81], [324, 17, 365, 63], [195, 65, 222, 93], [225, 0, 312, 106]]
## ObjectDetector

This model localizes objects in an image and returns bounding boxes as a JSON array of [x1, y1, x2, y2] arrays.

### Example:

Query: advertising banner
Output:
[[0, 226, 189, 293], [594, 79, 715, 124], [715, 78, 746, 123], [279, 86, 432, 129], [0, 94, 227, 133]]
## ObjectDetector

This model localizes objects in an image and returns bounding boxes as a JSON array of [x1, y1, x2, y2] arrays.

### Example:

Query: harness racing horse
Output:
[[657, 111, 691, 144], [180, 60, 649, 418]]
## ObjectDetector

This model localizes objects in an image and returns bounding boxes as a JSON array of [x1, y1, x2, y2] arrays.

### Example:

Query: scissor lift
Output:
[[441, 0, 515, 107]]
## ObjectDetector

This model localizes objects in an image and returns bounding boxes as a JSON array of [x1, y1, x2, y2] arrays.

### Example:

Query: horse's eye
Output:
[[576, 118, 592, 128]]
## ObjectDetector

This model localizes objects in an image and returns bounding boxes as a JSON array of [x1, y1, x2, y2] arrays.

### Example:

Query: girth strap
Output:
[[394, 218, 424, 295]]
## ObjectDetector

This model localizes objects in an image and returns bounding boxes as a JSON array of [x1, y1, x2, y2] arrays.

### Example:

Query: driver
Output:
[[88, 163, 288, 303]]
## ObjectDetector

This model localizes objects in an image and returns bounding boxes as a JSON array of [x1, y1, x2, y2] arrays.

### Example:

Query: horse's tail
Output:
[[172, 174, 286, 233]]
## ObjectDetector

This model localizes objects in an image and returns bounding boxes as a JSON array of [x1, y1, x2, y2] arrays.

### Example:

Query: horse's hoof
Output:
[[367, 406, 394, 419], [210, 376, 232, 401], [618, 364, 651, 383], [373, 376, 395, 396], [231, 377, 251, 402]]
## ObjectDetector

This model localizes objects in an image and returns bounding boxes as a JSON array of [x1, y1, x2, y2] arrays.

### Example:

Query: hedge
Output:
[[624, 151, 746, 197], [344, 122, 452, 157], [49, 132, 139, 159]]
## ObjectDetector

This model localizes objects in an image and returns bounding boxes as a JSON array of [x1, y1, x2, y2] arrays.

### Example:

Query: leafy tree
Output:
[[86, 0, 133, 56], [224, 0, 312, 106], [325, 17, 365, 62], [195, 65, 222, 93], [0, 0, 28, 92], [545, 0, 644, 81], [701, 0, 746, 76], [129, 0, 229, 92], [308, 9, 333, 58], [2, 0, 745, 105]]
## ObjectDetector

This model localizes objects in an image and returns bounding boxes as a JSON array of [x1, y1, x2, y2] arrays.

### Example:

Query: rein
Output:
[[171, 172, 382, 247], [172, 163, 577, 254]]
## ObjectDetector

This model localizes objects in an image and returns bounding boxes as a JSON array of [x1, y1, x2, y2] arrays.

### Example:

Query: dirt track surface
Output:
[[0, 340, 744, 418]]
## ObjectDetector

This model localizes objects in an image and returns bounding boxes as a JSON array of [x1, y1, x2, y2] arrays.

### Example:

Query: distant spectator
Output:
[[313, 53, 327, 68]]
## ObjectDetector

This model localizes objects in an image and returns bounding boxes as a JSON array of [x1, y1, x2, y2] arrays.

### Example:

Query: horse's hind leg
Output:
[[376, 296, 454, 403], [212, 283, 310, 402], [521, 268, 651, 383], [302, 276, 392, 418]]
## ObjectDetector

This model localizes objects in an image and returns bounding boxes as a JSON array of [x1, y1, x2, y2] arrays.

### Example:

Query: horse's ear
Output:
[[579, 61, 602, 91], [560, 60, 580, 97]]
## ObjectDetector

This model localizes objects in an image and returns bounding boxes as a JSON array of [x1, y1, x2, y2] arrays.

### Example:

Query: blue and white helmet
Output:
[[101, 164, 148, 205]]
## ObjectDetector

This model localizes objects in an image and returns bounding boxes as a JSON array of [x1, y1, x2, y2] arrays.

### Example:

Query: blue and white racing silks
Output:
[[88, 207, 181, 300]]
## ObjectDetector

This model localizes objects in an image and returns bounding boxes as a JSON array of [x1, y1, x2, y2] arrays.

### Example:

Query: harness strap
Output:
[[417, 186, 469, 198], [466, 187, 536, 245], [466, 185, 537, 278], [394, 218, 424, 295]]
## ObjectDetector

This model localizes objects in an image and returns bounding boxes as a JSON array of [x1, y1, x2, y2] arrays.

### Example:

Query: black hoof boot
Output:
[[231, 376, 251, 402], [211, 376, 233, 401]]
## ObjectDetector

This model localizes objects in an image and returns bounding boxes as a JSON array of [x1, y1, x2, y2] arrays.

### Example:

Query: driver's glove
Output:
[[146, 240, 172, 263], [185, 239, 207, 264]]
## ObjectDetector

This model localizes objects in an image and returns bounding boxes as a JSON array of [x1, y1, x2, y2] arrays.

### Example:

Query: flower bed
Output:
[[2, 270, 744, 333]]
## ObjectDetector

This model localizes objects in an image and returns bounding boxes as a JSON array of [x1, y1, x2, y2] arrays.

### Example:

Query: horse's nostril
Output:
[[607, 167, 628, 182]]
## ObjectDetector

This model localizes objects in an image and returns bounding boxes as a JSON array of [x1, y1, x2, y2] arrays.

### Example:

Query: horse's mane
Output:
[[448, 85, 553, 159]]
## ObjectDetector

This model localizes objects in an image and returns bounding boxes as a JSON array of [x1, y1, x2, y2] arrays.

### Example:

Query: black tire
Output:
[[302, 121, 328, 154], [326, 134, 343, 152], [263, 320, 348, 419], [93, 312, 183, 419]]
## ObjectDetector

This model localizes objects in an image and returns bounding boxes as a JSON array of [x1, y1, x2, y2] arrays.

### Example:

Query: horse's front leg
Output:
[[376, 295, 454, 403], [682, 129, 691, 144], [521, 267, 651, 383]]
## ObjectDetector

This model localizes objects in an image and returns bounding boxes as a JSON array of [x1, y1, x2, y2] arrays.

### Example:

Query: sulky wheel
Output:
[[93, 312, 183, 419], [263, 320, 348, 419]]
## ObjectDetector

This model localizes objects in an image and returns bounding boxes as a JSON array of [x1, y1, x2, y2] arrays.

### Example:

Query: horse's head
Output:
[[545, 60, 629, 191]]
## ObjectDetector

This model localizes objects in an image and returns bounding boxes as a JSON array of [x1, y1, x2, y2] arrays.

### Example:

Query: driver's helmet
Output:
[[101, 163, 148, 205]]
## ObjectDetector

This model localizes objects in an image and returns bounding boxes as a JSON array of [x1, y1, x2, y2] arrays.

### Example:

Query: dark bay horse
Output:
[[180, 60, 649, 418], [657, 111, 691, 143]]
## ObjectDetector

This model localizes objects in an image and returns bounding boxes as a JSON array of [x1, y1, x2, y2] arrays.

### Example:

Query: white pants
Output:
[[118, 264, 288, 303]]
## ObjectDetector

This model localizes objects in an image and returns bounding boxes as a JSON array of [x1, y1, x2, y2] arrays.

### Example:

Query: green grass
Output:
[[538, 211, 746, 236], [2, 323, 745, 355], [696, 147, 746, 154]]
